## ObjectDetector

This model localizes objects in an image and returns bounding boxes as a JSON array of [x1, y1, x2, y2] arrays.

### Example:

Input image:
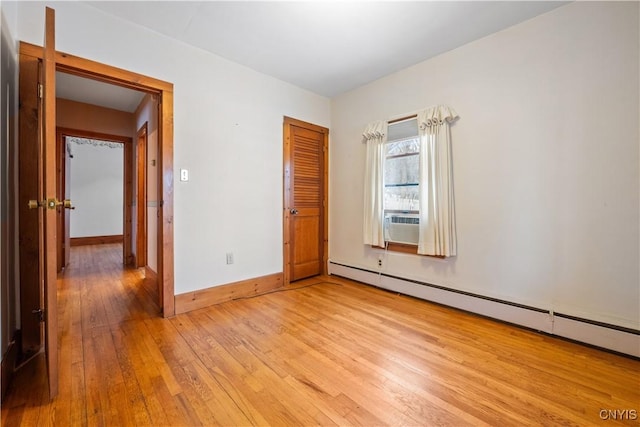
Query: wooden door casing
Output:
[[136, 123, 148, 268], [64, 136, 71, 266], [55, 132, 65, 272], [283, 117, 328, 283]]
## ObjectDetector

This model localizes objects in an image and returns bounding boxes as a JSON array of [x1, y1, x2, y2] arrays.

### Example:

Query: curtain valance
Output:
[[417, 105, 458, 129], [66, 136, 123, 158], [66, 136, 123, 149], [362, 121, 387, 141]]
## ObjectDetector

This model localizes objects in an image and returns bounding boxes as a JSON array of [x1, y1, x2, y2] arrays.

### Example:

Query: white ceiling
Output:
[[58, 1, 567, 110], [56, 71, 145, 113]]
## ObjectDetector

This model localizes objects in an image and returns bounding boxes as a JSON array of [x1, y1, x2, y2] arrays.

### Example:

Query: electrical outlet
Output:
[[378, 258, 382, 267], [180, 169, 189, 182], [226, 252, 234, 265]]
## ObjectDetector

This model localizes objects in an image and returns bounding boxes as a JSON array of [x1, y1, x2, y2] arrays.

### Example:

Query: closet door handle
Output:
[[290, 208, 299, 215]]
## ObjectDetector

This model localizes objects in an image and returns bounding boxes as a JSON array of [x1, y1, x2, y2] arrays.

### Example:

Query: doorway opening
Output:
[[18, 42, 175, 347], [54, 70, 162, 301], [56, 129, 131, 271]]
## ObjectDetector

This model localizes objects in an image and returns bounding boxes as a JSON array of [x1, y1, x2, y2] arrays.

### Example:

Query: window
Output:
[[383, 118, 420, 249], [363, 106, 457, 257]]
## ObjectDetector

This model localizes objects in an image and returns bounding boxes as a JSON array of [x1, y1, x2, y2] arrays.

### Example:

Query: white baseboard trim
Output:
[[328, 261, 639, 358]]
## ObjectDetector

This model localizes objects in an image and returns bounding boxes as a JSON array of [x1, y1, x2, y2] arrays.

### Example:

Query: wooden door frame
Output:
[[135, 123, 148, 268], [282, 116, 329, 285], [55, 130, 66, 272], [19, 41, 175, 317], [56, 128, 134, 266]]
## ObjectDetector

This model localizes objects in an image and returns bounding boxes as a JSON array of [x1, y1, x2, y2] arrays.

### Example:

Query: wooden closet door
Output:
[[284, 118, 328, 282]]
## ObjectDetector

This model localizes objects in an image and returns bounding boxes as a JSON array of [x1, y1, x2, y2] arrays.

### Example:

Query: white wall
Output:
[[1, 1, 18, 39], [16, 1, 331, 294], [69, 141, 123, 238], [330, 2, 639, 330]]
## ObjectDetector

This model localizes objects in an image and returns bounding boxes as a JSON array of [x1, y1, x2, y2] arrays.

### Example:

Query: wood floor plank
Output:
[[110, 327, 152, 426], [3, 244, 639, 426], [170, 314, 269, 426], [117, 320, 170, 426], [69, 360, 87, 425]]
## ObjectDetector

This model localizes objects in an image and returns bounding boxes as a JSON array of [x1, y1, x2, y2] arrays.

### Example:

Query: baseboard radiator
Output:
[[328, 261, 639, 358]]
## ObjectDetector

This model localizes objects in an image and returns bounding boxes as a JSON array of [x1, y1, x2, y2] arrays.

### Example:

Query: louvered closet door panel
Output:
[[290, 125, 323, 281]]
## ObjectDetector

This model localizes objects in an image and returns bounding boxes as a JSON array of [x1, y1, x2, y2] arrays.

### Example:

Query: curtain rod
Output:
[[388, 114, 417, 124]]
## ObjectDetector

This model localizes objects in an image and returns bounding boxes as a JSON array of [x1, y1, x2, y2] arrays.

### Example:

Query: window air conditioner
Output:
[[384, 214, 419, 245]]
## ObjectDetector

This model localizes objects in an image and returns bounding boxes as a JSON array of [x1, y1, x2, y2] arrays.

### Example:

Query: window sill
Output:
[[375, 243, 445, 259]]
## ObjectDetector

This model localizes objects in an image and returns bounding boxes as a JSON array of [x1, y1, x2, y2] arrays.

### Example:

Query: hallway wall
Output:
[[57, 99, 133, 239]]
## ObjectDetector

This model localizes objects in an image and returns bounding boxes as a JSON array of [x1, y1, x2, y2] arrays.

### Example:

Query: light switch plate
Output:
[[180, 169, 189, 182]]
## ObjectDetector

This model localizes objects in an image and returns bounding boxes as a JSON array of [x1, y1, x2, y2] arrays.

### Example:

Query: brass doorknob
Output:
[[27, 200, 43, 209], [52, 198, 73, 208], [38, 198, 74, 210]]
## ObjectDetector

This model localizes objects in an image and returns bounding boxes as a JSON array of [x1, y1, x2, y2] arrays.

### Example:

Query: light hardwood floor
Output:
[[2, 244, 639, 426]]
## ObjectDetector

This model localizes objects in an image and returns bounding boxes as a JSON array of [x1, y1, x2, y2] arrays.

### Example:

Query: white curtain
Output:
[[362, 121, 387, 248], [417, 106, 458, 257]]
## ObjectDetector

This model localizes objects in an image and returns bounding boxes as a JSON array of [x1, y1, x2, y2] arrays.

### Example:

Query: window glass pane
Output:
[[384, 133, 420, 213], [384, 186, 419, 212], [384, 154, 418, 186], [386, 137, 419, 156]]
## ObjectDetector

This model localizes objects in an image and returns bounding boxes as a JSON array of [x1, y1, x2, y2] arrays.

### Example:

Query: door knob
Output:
[[28, 200, 44, 209], [46, 198, 73, 209], [290, 208, 299, 215]]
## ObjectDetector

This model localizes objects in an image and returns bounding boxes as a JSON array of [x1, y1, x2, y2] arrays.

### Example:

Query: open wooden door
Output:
[[42, 7, 59, 399], [17, 6, 59, 399]]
